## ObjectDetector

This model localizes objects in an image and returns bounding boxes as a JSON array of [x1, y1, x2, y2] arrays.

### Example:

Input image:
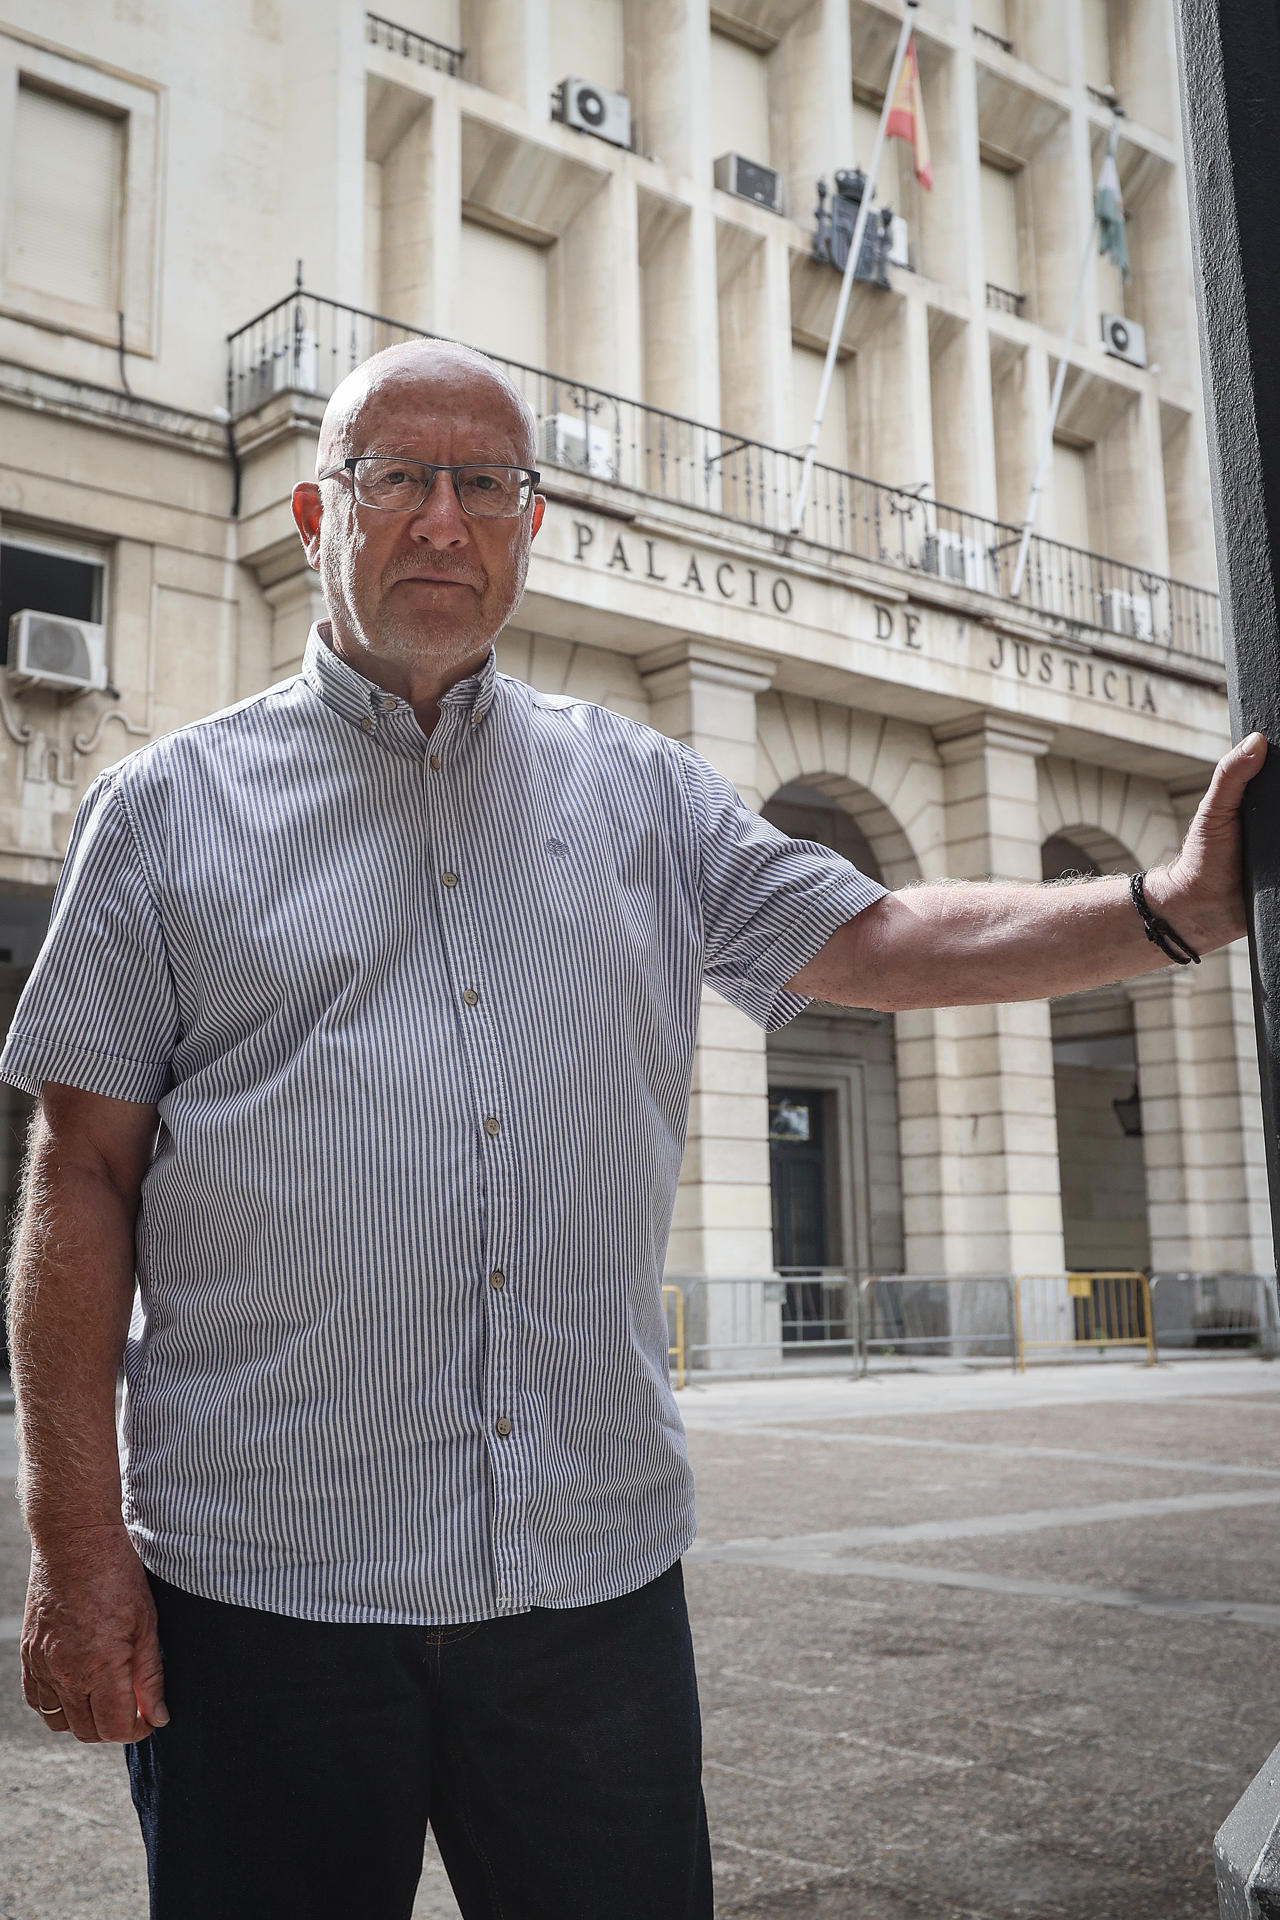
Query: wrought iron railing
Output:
[[986, 282, 1027, 318], [366, 11, 464, 76], [226, 287, 1223, 670]]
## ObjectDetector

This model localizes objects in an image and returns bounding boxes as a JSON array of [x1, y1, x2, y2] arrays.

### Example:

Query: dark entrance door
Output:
[[769, 1086, 844, 1344]]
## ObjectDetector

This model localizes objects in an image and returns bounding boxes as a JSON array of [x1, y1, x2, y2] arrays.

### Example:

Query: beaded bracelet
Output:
[[1129, 871, 1200, 966]]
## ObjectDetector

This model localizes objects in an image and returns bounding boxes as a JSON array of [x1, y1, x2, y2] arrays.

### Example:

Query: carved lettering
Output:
[[715, 562, 736, 599], [683, 557, 705, 592], [877, 604, 896, 642], [747, 568, 760, 607], [1038, 650, 1053, 684], [607, 536, 631, 572], [645, 539, 667, 582], [771, 577, 793, 614], [989, 634, 1005, 671], [573, 521, 594, 561], [904, 612, 922, 649]]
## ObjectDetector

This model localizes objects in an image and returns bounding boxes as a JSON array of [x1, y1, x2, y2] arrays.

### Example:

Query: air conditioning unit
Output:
[[714, 153, 784, 214], [542, 413, 618, 482], [245, 329, 319, 407], [552, 77, 631, 149], [924, 530, 988, 592], [1098, 587, 1155, 640], [885, 214, 910, 271], [8, 609, 107, 692], [1101, 313, 1147, 369]]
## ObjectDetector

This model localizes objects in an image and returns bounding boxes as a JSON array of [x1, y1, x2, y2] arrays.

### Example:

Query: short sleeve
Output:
[[678, 746, 888, 1031], [0, 772, 179, 1103]]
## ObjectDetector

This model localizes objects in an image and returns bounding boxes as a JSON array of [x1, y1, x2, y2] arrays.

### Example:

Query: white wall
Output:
[[456, 219, 548, 367]]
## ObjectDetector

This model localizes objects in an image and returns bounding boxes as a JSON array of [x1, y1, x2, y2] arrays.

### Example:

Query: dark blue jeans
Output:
[[126, 1561, 713, 1919]]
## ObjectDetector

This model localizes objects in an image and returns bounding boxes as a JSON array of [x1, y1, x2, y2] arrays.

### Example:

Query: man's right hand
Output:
[[21, 1525, 168, 1743]]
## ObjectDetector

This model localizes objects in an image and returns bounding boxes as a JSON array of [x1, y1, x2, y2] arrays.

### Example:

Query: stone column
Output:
[[923, 714, 1064, 1276], [639, 639, 779, 1369]]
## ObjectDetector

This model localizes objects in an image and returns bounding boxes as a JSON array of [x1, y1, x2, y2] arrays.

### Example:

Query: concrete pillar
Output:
[[640, 639, 778, 1363], [1131, 969, 1201, 1271], [921, 714, 1064, 1275]]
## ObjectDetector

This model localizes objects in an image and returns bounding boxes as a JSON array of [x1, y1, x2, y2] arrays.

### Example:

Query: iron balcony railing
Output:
[[986, 282, 1027, 318], [226, 287, 1224, 670], [366, 11, 464, 76]]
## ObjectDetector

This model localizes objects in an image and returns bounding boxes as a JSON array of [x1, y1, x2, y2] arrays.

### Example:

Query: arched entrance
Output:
[[1043, 833, 1151, 1272], [763, 784, 903, 1343]]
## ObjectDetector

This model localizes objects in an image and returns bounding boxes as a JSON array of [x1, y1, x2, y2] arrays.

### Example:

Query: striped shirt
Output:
[[0, 624, 884, 1624]]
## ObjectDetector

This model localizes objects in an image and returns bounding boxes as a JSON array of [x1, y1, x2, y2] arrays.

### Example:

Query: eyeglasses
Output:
[[317, 456, 541, 518]]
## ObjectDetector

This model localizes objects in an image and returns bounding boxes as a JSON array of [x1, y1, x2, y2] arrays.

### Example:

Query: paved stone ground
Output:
[[3, 1358, 1279, 1917]]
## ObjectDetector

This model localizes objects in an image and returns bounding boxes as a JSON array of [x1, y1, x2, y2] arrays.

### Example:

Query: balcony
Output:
[[226, 287, 1223, 675], [365, 11, 463, 77]]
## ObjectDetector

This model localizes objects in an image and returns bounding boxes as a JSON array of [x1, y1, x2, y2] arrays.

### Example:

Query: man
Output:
[[4, 339, 1263, 1919]]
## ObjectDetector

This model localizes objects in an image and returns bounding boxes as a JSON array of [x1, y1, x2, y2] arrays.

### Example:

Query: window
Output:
[[0, 35, 160, 352], [1052, 441, 1093, 551], [710, 30, 771, 167], [980, 158, 1021, 295], [1082, 0, 1111, 92], [457, 221, 548, 369], [9, 82, 123, 313], [548, 0, 624, 94], [0, 536, 105, 667], [791, 344, 848, 471]]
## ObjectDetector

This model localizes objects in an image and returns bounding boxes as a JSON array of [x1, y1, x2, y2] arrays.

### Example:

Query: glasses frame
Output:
[[317, 455, 542, 518]]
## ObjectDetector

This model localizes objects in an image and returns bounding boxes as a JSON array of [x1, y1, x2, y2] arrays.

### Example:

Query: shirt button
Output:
[[359, 717, 375, 734], [489, 1268, 506, 1290], [442, 871, 458, 888], [378, 695, 397, 711], [429, 754, 442, 770], [495, 1416, 512, 1438], [484, 1115, 501, 1137], [462, 987, 479, 1006]]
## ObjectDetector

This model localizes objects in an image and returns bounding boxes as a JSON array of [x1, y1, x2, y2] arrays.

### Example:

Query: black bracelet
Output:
[[1129, 871, 1200, 966]]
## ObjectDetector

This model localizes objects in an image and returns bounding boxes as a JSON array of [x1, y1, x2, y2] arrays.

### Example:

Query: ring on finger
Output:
[[36, 1703, 62, 1716]]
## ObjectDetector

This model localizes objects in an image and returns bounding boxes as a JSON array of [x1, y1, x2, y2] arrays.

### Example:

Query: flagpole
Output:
[[1008, 112, 1124, 602], [786, 0, 919, 541]]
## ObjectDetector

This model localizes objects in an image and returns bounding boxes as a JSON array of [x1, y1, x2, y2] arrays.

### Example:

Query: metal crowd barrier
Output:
[[1014, 1271, 1155, 1368], [664, 1274, 1019, 1379], [662, 1284, 686, 1389], [1149, 1272, 1280, 1357], [858, 1274, 1019, 1375]]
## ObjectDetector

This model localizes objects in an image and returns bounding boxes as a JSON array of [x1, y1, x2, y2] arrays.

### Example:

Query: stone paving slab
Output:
[[1, 1359, 1278, 1917]]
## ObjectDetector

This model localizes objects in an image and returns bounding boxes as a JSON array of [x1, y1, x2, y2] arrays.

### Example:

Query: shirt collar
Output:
[[301, 622, 499, 736]]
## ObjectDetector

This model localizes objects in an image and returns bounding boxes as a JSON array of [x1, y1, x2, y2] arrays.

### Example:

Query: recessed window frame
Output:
[[0, 29, 161, 354], [0, 525, 110, 671]]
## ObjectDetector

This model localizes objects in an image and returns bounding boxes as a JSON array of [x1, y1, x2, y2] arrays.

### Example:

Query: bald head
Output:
[[316, 339, 537, 474]]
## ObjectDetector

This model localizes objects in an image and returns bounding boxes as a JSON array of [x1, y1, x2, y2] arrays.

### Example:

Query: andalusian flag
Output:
[[885, 37, 933, 189], [1095, 124, 1129, 279]]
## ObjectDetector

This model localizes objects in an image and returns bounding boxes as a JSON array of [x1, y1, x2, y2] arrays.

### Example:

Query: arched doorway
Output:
[[1043, 834, 1151, 1272], [763, 784, 904, 1343]]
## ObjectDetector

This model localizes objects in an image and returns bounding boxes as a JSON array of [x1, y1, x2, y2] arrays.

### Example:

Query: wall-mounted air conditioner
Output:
[[1098, 587, 1155, 639], [542, 413, 618, 482], [924, 530, 988, 592], [714, 153, 784, 214], [246, 330, 319, 408], [552, 77, 632, 149], [1101, 313, 1147, 369], [885, 214, 910, 271], [8, 609, 108, 692]]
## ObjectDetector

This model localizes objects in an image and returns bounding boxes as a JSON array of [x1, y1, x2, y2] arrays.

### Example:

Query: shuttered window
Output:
[[457, 220, 548, 370], [9, 82, 123, 310], [711, 31, 771, 167], [980, 159, 1021, 294]]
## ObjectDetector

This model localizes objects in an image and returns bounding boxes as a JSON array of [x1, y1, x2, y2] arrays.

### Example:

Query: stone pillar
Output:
[[923, 715, 1064, 1276], [640, 639, 778, 1368], [1131, 969, 1201, 1271]]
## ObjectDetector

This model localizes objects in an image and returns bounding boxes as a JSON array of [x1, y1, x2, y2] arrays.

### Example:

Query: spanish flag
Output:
[[885, 37, 932, 190]]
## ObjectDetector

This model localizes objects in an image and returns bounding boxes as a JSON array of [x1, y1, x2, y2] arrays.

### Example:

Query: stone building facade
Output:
[[0, 0, 1269, 1334]]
